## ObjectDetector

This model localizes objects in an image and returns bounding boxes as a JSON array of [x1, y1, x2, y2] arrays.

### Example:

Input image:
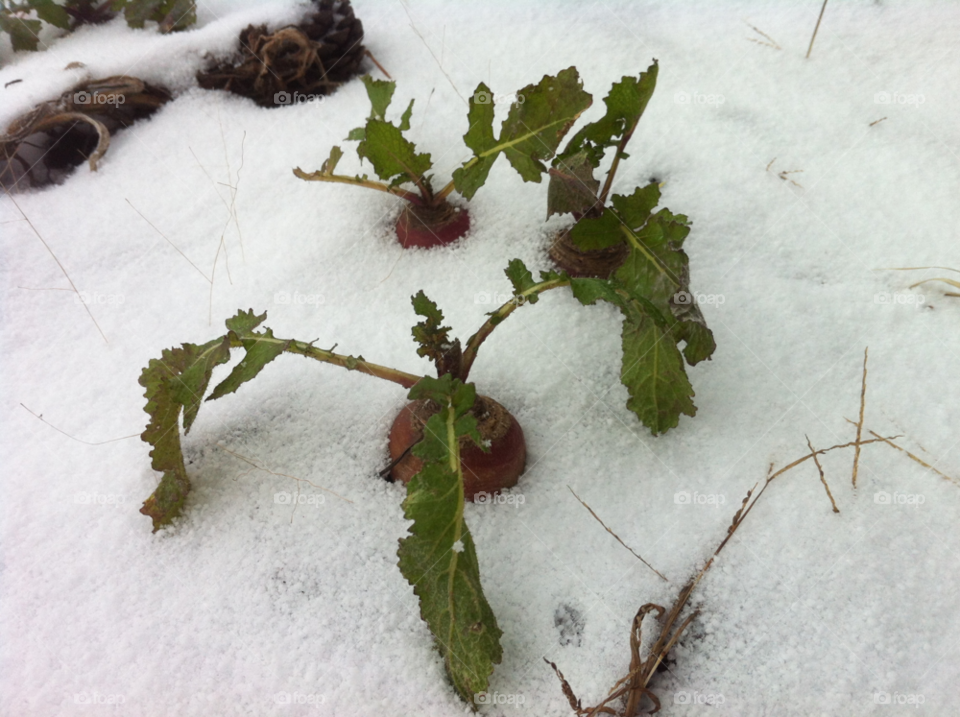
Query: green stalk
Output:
[[459, 277, 570, 381], [293, 167, 426, 207], [597, 119, 641, 207], [229, 333, 423, 389]]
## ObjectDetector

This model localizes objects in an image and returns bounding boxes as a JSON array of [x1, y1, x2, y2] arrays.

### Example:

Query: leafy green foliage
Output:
[[0, 0, 196, 52], [411, 291, 461, 377], [139, 310, 290, 530], [546, 149, 601, 218], [510, 253, 715, 435], [453, 68, 593, 199], [0, 10, 42, 51], [139, 335, 231, 530], [304, 69, 592, 208], [117, 0, 196, 32], [358, 119, 433, 189], [397, 375, 502, 704], [548, 62, 659, 218], [568, 207, 624, 251]]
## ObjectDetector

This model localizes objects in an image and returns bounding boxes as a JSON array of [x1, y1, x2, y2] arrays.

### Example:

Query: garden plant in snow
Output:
[[294, 69, 592, 247]]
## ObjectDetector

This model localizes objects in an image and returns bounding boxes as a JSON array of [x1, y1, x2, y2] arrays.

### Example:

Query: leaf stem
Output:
[[597, 120, 640, 207], [293, 167, 426, 206], [434, 175, 459, 202], [459, 277, 570, 381], [289, 341, 423, 388], [233, 333, 423, 388]]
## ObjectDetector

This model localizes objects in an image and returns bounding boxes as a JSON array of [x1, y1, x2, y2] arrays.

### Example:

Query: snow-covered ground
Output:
[[2, 1, 958, 715]]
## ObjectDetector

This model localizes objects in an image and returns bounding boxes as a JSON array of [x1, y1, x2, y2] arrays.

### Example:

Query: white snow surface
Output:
[[2, 1, 959, 715]]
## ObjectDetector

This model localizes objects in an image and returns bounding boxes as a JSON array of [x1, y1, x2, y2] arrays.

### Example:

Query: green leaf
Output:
[[399, 99, 414, 131], [138, 334, 232, 530], [33, 0, 71, 29], [0, 15, 42, 51], [675, 318, 716, 365], [504, 258, 540, 305], [546, 149, 601, 218], [499, 67, 593, 181], [453, 68, 592, 198], [565, 183, 661, 251], [345, 126, 365, 141], [619, 306, 696, 435], [320, 145, 343, 175], [568, 276, 623, 307], [569, 207, 623, 251], [411, 291, 461, 377], [357, 119, 432, 186], [398, 376, 502, 704], [556, 62, 659, 169], [614, 208, 691, 313], [360, 74, 395, 120], [120, 0, 195, 31], [208, 328, 289, 401], [611, 182, 661, 228], [224, 307, 267, 335], [451, 82, 498, 200]]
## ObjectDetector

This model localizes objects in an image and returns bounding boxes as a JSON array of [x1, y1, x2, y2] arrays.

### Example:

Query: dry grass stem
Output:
[[806, 435, 839, 512], [852, 347, 868, 488], [880, 265, 960, 296], [867, 430, 960, 487], [126, 199, 212, 284], [806, 0, 829, 59], [20, 403, 139, 445], [5, 192, 108, 342], [744, 21, 781, 50], [869, 117, 887, 127], [550, 433, 898, 714], [568, 487, 668, 582]]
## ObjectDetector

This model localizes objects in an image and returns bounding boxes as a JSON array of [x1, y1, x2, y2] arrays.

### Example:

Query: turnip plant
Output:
[[138, 250, 714, 704], [294, 69, 592, 247]]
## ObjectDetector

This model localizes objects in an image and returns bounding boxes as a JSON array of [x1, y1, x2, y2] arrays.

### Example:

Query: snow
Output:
[[2, 1, 959, 715]]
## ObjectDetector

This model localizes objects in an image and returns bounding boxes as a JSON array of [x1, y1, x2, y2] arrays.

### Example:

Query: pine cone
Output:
[[197, 0, 365, 108]]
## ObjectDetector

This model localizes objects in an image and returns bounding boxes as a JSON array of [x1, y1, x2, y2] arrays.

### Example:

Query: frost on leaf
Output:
[[397, 376, 502, 704], [453, 68, 592, 199]]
